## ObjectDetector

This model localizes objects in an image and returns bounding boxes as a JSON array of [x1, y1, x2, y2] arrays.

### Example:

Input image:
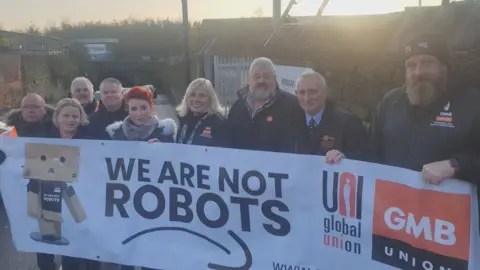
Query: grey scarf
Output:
[[122, 115, 160, 141]]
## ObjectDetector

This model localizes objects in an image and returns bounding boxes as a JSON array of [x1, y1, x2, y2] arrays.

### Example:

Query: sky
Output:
[[0, 0, 447, 30]]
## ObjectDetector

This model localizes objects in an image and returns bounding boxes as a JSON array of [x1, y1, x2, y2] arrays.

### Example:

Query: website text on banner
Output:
[[0, 137, 478, 270]]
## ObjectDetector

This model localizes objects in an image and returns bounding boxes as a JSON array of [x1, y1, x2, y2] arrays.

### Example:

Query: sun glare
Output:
[[290, 0, 406, 16], [326, 0, 404, 15]]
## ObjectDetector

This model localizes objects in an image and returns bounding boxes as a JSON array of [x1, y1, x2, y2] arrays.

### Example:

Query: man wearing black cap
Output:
[[369, 33, 480, 188]]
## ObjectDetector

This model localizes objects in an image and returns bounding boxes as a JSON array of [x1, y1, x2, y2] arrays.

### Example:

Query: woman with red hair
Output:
[[106, 87, 175, 270], [106, 86, 176, 142]]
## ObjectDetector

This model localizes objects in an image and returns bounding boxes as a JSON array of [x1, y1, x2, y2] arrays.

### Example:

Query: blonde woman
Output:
[[176, 78, 228, 147], [49, 98, 91, 139], [47, 98, 101, 270]]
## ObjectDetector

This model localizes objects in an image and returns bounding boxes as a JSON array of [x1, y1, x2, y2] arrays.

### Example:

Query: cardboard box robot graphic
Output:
[[24, 143, 86, 246]]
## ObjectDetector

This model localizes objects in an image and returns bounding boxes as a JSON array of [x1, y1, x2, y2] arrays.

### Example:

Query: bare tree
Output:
[[25, 23, 41, 34], [253, 7, 264, 17]]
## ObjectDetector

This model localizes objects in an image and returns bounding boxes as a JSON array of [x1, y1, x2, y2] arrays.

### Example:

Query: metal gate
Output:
[[213, 55, 253, 109]]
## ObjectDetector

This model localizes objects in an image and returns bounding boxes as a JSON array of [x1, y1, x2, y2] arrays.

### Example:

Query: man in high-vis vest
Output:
[[0, 127, 17, 137], [1, 93, 54, 138], [0, 93, 56, 270]]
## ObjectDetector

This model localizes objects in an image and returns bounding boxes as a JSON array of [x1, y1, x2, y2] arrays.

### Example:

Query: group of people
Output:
[[0, 32, 479, 269]]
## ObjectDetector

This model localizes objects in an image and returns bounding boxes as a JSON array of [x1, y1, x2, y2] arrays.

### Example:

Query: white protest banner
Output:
[[275, 65, 313, 93], [0, 137, 478, 270]]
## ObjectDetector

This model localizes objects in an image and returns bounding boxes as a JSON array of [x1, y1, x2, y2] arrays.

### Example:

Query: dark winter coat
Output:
[[83, 99, 100, 115], [369, 86, 480, 182], [225, 86, 307, 153], [88, 102, 129, 139], [176, 112, 228, 147], [298, 101, 369, 160], [46, 124, 93, 140]]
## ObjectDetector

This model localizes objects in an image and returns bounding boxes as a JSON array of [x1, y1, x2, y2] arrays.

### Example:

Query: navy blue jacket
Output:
[[176, 112, 228, 147], [46, 125, 93, 140]]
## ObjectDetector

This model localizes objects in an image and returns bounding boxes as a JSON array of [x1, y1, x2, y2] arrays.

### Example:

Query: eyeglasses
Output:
[[22, 104, 42, 110]]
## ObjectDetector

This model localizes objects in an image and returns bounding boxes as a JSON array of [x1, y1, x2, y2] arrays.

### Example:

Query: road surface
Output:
[[0, 200, 40, 270], [0, 100, 177, 270], [154, 95, 179, 124]]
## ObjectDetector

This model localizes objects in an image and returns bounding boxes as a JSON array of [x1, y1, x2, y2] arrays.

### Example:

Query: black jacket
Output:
[[106, 118, 177, 142], [0, 149, 5, 165], [88, 102, 129, 139], [369, 86, 480, 184], [298, 101, 369, 160], [176, 112, 228, 147], [225, 87, 306, 153], [83, 100, 99, 116], [46, 124, 93, 140]]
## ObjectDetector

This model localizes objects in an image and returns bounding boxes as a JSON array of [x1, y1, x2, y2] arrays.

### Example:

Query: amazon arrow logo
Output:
[[122, 227, 252, 270]]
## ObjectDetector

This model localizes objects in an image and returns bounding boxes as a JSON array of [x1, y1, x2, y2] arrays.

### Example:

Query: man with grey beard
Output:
[[369, 33, 480, 192], [225, 57, 306, 153]]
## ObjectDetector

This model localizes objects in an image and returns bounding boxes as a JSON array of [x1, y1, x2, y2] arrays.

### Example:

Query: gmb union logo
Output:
[[322, 170, 363, 255], [372, 180, 471, 270]]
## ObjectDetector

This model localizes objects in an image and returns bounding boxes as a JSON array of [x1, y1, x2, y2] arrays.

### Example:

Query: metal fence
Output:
[[213, 55, 253, 110]]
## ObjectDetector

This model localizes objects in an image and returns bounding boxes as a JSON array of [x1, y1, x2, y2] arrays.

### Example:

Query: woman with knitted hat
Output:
[[106, 86, 177, 143]]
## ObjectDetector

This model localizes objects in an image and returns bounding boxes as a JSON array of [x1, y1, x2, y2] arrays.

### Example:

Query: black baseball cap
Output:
[[404, 33, 449, 66]]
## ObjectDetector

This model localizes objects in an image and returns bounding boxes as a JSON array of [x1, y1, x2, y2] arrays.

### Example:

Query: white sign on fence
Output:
[[276, 65, 313, 94], [84, 44, 108, 55], [0, 137, 478, 270]]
